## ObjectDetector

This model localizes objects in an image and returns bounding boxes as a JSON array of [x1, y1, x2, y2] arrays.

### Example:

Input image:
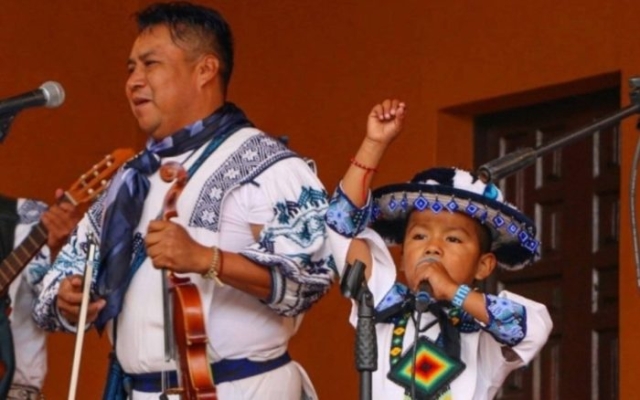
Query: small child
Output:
[[326, 99, 552, 400]]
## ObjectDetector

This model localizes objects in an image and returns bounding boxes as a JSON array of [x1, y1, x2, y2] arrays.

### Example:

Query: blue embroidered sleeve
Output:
[[32, 200, 103, 332], [481, 293, 528, 347], [24, 247, 54, 295], [325, 183, 372, 238], [238, 161, 337, 317], [240, 185, 336, 316]]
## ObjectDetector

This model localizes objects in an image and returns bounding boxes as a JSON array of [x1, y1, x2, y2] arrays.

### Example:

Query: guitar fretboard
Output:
[[0, 222, 47, 293]]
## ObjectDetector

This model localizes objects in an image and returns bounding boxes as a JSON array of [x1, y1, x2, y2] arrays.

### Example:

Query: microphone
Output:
[[414, 281, 433, 313], [476, 147, 537, 184], [0, 81, 65, 116], [414, 256, 439, 312]]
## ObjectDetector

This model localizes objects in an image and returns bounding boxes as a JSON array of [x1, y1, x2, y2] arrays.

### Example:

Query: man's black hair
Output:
[[135, 1, 234, 93]]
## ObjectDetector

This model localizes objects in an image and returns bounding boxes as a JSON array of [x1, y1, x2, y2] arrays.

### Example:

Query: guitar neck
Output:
[[0, 221, 47, 293]]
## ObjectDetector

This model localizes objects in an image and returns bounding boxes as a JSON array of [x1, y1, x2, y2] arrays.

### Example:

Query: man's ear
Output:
[[197, 54, 220, 87], [475, 252, 497, 280]]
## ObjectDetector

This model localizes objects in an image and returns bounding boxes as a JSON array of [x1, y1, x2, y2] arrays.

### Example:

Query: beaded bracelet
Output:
[[452, 284, 471, 308], [202, 246, 224, 286]]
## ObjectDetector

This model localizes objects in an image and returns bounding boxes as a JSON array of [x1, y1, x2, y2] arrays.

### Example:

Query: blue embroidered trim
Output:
[[87, 191, 107, 235], [483, 293, 527, 346], [267, 267, 285, 305], [190, 134, 296, 232], [376, 282, 410, 314], [325, 184, 372, 238]]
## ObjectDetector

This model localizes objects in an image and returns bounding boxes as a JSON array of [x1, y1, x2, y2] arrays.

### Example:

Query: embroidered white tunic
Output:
[[34, 128, 334, 399], [329, 227, 553, 400]]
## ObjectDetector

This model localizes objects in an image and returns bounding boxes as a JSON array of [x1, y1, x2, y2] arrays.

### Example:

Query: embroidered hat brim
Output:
[[371, 168, 540, 271]]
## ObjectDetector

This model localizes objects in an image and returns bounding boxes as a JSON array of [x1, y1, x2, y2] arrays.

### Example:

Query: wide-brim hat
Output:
[[371, 167, 539, 271]]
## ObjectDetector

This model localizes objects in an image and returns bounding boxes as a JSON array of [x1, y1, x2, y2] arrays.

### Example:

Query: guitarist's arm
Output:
[[31, 148, 133, 332], [33, 207, 106, 332], [36, 197, 102, 327]]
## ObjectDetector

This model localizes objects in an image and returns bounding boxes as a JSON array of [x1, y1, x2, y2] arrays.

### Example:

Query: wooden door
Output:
[[475, 87, 620, 400]]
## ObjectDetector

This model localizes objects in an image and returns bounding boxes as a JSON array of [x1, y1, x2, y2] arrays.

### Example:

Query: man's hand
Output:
[[56, 275, 106, 324], [41, 189, 83, 259], [366, 98, 406, 146], [145, 220, 210, 274]]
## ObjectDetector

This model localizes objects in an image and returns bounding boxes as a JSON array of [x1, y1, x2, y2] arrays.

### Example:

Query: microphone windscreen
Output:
[[40, 81, 65, 108]]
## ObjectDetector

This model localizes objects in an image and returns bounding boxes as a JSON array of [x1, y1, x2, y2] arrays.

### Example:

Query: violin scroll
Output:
[[160, 162, 188, 221]]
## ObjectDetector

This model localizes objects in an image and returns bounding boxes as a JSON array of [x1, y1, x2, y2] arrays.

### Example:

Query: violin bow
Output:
[[67, 234, 97, 400]]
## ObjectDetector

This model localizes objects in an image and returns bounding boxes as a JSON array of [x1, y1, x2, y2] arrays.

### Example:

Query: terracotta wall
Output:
[[1, 1, 639, 399]]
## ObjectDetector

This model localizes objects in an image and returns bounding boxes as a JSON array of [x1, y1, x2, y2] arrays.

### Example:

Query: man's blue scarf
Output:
[[94, 102, 252, 330]]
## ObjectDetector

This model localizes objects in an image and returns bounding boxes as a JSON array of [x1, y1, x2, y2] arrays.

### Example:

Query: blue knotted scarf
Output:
[[94, 102, 252, 330]]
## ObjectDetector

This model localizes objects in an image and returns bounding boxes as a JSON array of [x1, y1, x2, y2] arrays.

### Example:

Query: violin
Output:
[[159, 161, 217, 400]]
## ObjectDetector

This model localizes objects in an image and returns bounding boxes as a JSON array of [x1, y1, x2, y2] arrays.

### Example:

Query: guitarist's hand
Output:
[[41, 189, 84, 260], [57, 275, 106, 325], [145, 220, 210, 275]]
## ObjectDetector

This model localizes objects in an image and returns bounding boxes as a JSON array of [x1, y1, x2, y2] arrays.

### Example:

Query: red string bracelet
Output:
[[350, 157, 378, 173], [350, 157, 378, 203]]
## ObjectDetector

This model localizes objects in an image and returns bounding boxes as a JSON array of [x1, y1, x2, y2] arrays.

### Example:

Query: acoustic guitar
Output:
[[0, 147, 134, 388], [0, 148, 134, 294]]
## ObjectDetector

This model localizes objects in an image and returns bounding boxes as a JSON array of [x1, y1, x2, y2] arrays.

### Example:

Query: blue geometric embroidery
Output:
[[400, 194, 409, 211], [524, 239, 539, 253], [275, 201, 304, 225], [266, 189, 328, 249], [508, 223, 519, 235], [87, 191, 108, 234], [413, 194, 428, 211], [465, 202, 479, 216], [191, 134, 296, 231], [431, 199, 444, 213], [446, 199, 459, 212], [492, 214, 505, 228], [388, 195, 398, 212], [298, 186, 327, 209], [479, 209, 488, 223], [484, 294, 527, 346], [325, 187, 370, 237], [518, 230, 530, 243], [372, 203, 381, 220]]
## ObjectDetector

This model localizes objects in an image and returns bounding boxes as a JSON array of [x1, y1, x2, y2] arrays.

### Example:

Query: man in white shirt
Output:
[[33, 2, 335, 399]]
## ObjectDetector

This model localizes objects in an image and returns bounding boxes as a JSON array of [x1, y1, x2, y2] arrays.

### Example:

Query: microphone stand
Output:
[[477, 77, 640, 183], [341, 260, 376, 400]]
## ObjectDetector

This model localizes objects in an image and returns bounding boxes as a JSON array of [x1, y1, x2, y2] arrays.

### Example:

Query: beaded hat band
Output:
[[371, 167, 539, 271]]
